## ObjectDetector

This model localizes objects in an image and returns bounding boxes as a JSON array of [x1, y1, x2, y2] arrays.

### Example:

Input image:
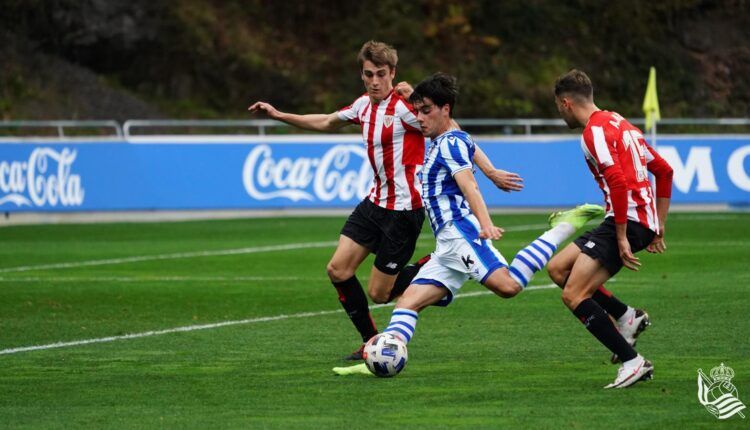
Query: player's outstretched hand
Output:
[[248, 101, 280, 119], [395, 81, 414, 99], [618, 239, 641, 271], [488, 169, 524, 192], [479, 225, 504, 240], [646, 226, 666, 254]]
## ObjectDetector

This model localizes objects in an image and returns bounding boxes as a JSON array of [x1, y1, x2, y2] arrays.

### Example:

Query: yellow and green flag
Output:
[[642, 67, 661, 132]]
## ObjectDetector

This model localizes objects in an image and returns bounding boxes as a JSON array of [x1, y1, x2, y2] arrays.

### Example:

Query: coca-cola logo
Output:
[[242, 144, 372, 202], [0, 147, 85, 207]]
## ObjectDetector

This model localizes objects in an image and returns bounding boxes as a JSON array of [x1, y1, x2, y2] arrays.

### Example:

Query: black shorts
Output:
[[573, 217, 656, 276], [340, 199, 425, 275]]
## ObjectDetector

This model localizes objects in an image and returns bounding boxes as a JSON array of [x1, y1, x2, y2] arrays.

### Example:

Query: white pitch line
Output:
[[0, 284, 558, 356], [0, 223, 552, 275], [0, 241, 337, 274]]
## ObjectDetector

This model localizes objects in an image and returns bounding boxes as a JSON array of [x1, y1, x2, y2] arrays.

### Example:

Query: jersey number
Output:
[[622, 130, 648, 181]]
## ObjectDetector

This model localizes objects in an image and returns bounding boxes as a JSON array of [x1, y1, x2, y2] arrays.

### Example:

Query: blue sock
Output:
[[384, 308, 419, 344]]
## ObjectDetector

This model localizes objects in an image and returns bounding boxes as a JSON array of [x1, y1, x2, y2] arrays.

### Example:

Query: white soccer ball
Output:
[[363, 333, 408, 377]]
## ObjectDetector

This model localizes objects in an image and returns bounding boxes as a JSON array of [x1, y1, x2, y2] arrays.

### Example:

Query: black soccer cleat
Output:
[[343, 343, 366, 361]]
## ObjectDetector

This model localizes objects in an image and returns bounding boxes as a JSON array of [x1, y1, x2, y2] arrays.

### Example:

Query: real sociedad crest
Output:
[[697, 363, 746, 420], [383, 115, 394, 128]]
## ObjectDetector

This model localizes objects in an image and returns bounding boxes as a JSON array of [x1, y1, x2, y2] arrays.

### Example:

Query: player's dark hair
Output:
[[409, 73, 459, 116], [358, 40, 398, 70], [554, 69, 594, 101]]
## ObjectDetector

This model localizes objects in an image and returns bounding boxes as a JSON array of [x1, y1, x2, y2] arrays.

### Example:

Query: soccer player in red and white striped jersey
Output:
[[250, 41, 523, 360], [548, 69, 674, 388]]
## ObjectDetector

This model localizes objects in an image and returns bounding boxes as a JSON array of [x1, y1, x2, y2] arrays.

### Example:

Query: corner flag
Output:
[[642, 67, 661, 132]]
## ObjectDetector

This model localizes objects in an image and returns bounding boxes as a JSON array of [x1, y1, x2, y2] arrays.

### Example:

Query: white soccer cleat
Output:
[[604, 355, 653, 389], [611, 308, 651, 364]]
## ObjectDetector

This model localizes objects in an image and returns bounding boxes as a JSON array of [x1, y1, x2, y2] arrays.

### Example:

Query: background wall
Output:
[[2, 135, 747, 212]]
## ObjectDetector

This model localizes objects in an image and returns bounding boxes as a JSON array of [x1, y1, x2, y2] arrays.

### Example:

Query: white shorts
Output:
[[412, 215, 508, 306]]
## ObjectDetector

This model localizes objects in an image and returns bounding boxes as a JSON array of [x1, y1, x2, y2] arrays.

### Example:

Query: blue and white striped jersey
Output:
[[422, 130, 476, 235]]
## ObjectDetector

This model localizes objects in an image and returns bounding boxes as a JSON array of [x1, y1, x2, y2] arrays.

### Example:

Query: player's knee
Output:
[[368, 284, 390, 304], [485, 278, 521, 299], [326, 261, 353, 283], [560, 287, 583, 309], [547, 258, 567, 287]]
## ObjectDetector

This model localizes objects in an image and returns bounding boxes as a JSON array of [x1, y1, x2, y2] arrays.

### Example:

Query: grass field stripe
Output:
[[0, 283, 558, 356], [0, 241, 338, 274], [0, 224, 554, 274], [418, 223, 550, 239], [0, 276, 323, 283]]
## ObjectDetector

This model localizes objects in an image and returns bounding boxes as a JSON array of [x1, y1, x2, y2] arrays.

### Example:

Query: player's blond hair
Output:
[[357, 40, 398, 71]]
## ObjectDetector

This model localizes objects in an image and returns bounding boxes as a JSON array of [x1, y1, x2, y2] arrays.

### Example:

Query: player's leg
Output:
[[549, 242, 649, 360], [506, 204, 605, 289], [382, 254, 464, 344], [562, 254, 653, 388], [381, 282, 450, 344], [328, 200, 383, 359], [549, 242, 631, 318], [367, 204, 425, 304], [327, 235, 378, 352], [388, 253, 432, 303], [331, 281, 445, 377]]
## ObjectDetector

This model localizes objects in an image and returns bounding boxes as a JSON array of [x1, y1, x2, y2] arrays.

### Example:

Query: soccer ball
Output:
[[363, 333, 408, 377]]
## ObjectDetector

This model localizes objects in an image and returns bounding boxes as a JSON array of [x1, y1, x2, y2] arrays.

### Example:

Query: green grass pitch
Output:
[[0, 212, 748, 428]]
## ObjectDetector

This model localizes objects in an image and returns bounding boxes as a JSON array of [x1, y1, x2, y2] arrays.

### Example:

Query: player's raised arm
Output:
[[248, 101, 348, 132], [473, 146, 524, 192]]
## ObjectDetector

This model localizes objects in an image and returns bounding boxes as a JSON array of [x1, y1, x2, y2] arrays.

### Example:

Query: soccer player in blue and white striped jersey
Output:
[[377, 73, 604, 351], [333, 73, 603, 377]]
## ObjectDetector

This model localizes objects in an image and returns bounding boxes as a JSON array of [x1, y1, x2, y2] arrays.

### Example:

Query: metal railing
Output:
[[1, 118, 749, 139], [0, 120, 123, 138], [122, 119, 283, 138]]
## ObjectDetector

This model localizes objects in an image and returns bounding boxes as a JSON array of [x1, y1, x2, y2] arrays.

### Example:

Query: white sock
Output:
[[509, 235, 558, 288], [539, 223, 576, 247], [623, 354, 644, 368], [617, 307, 636, 325], [384, 308, 419, 344]]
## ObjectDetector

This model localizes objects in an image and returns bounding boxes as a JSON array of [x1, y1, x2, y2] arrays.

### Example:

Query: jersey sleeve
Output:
[[438, 133, 474, 176], [337, 95, 366, 124], [644, 143, 674, 198], [396, 98, 421, 132]]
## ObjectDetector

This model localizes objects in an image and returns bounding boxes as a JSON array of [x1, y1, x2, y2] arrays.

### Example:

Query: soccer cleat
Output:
[[548, 203, 605, 230], [332, 363, 374, 376], [604, 355, 654, 389], [343, 343, 366, 361], [611, 309, 651, 364]]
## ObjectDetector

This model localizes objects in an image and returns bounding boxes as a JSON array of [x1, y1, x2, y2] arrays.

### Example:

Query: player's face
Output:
[[361, 60, 395, 102], [555, 95, 580, 129], [413, 97, 451, 139]]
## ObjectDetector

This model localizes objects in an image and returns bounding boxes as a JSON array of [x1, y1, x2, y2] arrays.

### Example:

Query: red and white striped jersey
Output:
[[338, 90, 425, 210], [581, 110, 664, 233]]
